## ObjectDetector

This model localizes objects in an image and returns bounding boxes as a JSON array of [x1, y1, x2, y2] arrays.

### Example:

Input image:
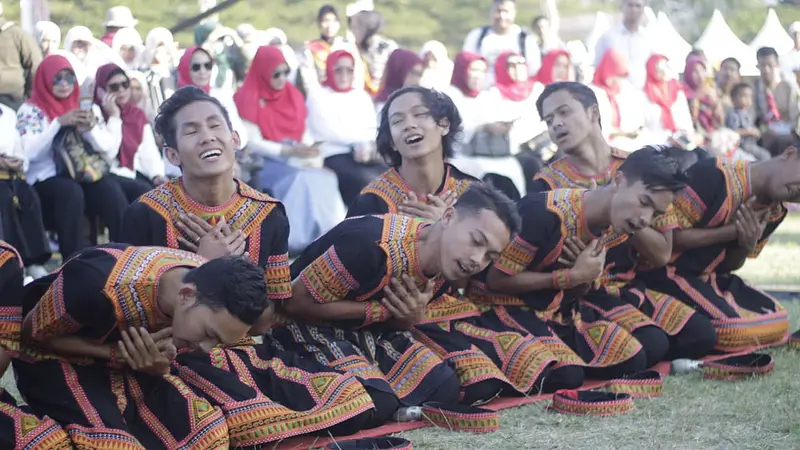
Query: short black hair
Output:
[[183, 256, 268, 326], [657, 146, 711, 172], [757, 46, 779, 61], [454, 182, 521, 236], [721, 57, 741, 70], [154, 85, 233, 150], [619, 146, 687, 193], [536, 81, 602, 128], [317, 4, 339, 22], [730, 82, 752, 99], [377, 85, 463, 167]]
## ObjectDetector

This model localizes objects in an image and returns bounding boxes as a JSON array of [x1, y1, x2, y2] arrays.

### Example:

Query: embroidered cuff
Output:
[[552, 269, 571, 290], [363, 301, 390, 327]]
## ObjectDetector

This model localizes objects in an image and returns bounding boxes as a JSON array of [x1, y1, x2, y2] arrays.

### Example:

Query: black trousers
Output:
[[34, 175, 128, 259], [0, 177, 51, 265], [324, 153, 386, 206], [111, 173, 155, 203]]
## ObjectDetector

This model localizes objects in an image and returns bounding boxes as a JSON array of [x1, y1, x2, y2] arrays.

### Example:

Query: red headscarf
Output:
[[177, 46, 213, 93], [450, 51, 485, 98], [592, 49, 629, 128], [93, 63, 148, 170], [644, 54, 681, 132], [323, 50, 355, 93], [682, 56, 707, 100], [234, 45, 306, 142], [494, 51, 533, 102], [375, 49, 423, 102], [27, 54, 80, 121], [533, 49, 571, 85]]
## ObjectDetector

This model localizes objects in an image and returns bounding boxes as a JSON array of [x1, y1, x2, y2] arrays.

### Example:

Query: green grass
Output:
[[3, 214, 800, 449]]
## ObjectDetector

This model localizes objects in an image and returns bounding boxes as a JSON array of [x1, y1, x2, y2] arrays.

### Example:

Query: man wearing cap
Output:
[[101, 6, 139, 47]]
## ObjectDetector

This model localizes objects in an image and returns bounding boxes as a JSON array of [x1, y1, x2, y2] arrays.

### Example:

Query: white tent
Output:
[[750, 8, 793, 54], [584, 11, 611, 63], [694, 9, 758, 76], [656, 11, 692, 73]]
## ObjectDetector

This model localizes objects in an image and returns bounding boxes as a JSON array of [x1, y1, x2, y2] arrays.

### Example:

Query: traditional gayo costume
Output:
[[119, 179, 376, 445], [639, 158, 790, 353], [347, 166, 581, 401], [0, 241, 72, 449], [14, 245, 230, 449]]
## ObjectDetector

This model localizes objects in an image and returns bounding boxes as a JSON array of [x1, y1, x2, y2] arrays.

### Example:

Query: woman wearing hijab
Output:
[[35, 21, 61, 57], [141, 27, 178, 116], [171, 46, 248, 178], [591, 49, 647, 152], [306, 50, 383, 205], [532, 49, 573, 86], [111, 27, 145, 71], [348, 10, 398, 97], [683, 55, 724, 137], [642, 54, 695, 144], [418, 40, 454, 90], [235, 46, 345, 254], [374, 48, 424, 113], [447, 51, 525, 198], [93, 63, 165, 202], [16, 55, 128, 259], [478, 51, 547, 197]]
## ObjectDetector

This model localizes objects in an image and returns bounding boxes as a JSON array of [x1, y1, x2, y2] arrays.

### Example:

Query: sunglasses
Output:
[[191, 62, 213, 72], [53, 73, 76, 86], [272, 69, 291, 79], [107, 80, 130, 92]]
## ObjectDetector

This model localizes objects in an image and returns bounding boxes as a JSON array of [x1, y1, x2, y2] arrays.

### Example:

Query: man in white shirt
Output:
[[462, 0, 541, 88], [781, 22, 800, 87], [593, 0, 654, 89]]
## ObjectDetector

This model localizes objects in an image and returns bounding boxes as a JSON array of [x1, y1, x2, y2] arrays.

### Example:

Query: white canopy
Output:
[[694, 10, 758, 76], [584, 11, 611, 63], [750, 8, 793, 54], [656, 11, 692, 73]]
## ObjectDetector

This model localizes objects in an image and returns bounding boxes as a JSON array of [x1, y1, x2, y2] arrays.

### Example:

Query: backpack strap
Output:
[[476, 26, 490, 52], [519, 30, 527, 60]]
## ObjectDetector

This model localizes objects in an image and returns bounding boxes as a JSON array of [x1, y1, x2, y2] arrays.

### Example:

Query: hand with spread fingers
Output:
[[177, 214, 247, 259], [398, 190, 456, 221], [117, 327, 175, 376], [382, 275, 435, 330]]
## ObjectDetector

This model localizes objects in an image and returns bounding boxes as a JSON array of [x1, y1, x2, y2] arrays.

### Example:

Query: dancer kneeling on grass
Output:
[[526, 82, 718, 362], [274, 181, 520, 417], [346, 85, 583, 403], [638, 150, 798, 353], [119, 86, 378, 445], [0, 241, 72, 449], [473, 148, 687, 380], [14, 245, 268, 448]]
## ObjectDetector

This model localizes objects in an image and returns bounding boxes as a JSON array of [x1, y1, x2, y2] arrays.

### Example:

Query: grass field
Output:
[[3, 215, 800, 449]]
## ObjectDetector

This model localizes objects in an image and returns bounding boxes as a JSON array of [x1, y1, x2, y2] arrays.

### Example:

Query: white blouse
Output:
[[306, 86, 377, 159], [16, 103, 121, 184], [642, 90, 695, 144], [241, 120, 320, 169], [110, 123, 165, 181], [479, 82, 547, 153], [443, 86, 490, 151], [0, 103, 27, 172]]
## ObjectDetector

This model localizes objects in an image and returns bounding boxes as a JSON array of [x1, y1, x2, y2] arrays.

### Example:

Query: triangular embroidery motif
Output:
[[496, 333, 519, 353], [191, 398, 216, 424], [311, 374, 338, 397], [586, 324, 607, 346], [20, 416, 40, 436]]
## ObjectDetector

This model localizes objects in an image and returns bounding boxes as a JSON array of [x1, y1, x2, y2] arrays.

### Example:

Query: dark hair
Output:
[[721, 57, 741, 70], [454, 182, 521, 236], [183, 256, 268, 325], [536, 81, 602, 128], [730, 82, 752, 99], [657, 145, 711, 172], [154, 85, 233, 149], [757, 47, 779, 61], [532, 15, 548, 27], [377, 85, 463, 167], [317, 4, 339, 22], [619, 146, 687, 193]]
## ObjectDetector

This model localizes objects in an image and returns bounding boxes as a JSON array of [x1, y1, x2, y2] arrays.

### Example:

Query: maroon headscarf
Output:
[[375, 49, 423, 102], [93, 63, 149, 170], [450, 51, 485, 98]]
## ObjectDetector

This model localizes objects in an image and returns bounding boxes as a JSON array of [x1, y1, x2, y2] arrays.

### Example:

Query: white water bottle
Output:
[[670, 358, 703, 374], [392, 406, 423, 422]]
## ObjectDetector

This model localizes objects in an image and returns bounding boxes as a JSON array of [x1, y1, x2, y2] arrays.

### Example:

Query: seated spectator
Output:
[[726, 83, 771, 161]]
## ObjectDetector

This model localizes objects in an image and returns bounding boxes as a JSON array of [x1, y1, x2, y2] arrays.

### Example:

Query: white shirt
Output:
[[17, 103, 121, 184], [306, 86, 377, 158], [478, 82, 547, 153], [594, 24, 654, 89], [642, 90, 695, 144], [591, 82, 649, 152], [443, 86, 490, 150], [462, 25, 541, 89], [0, 103, 27, 172], [110, 123, 164, 180]]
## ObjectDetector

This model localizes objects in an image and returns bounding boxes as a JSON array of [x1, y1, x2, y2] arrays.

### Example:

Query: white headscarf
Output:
[[112, 27, 145, 70], [63, 26, 124, 90], [143, 27, 178, 71], [35, 21, 61, 54], [418, 40, 453, 90]]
